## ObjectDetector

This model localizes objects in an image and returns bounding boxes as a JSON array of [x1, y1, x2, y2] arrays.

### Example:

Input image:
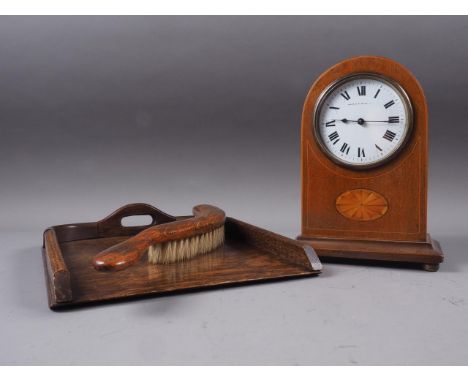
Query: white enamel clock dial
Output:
[[314, 74, 413, 169]]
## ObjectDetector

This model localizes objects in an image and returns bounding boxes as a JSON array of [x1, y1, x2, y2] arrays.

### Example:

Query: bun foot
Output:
[[423, 263, 439, 272]]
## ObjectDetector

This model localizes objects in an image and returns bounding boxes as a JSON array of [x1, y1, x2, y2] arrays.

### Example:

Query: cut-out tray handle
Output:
[[97, 203, 176, 237]]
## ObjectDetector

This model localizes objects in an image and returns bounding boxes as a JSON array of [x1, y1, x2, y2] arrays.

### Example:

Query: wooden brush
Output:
[[92, 205, 225, 272]]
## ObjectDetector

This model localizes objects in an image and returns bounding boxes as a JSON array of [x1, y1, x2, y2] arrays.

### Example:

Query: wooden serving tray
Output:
[[42, 204, 322, 309]]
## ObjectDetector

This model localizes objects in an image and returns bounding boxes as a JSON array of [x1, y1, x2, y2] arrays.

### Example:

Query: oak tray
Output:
[[42, 203, 322, 309]]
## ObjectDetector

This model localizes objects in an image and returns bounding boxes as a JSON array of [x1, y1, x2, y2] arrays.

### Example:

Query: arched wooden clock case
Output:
[[297, 56, 444, 271]]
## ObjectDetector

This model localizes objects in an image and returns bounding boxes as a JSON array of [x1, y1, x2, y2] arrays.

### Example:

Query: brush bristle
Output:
[[147, 226, 224, 264]]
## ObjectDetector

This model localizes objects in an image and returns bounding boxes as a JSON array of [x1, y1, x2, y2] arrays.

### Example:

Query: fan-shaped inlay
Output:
[[336, 189, 388, 221]]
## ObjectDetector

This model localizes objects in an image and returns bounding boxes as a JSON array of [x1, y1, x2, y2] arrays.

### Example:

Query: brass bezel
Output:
[[313, 73, 414, 170]]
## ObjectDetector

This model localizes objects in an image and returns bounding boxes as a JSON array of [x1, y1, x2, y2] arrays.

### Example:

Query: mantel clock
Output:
[[298, 56, 444, 271]]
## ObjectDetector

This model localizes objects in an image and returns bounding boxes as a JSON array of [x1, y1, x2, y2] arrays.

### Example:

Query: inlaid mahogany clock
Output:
[[297, 56, 444, 271]]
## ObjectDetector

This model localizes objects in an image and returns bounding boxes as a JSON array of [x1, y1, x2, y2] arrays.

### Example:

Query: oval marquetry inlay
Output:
[[336, 189, 388, 221]]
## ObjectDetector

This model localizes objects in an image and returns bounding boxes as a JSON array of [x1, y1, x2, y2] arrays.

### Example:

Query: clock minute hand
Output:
[[364, 120, 394, 123], [340, 118, 395, 124]]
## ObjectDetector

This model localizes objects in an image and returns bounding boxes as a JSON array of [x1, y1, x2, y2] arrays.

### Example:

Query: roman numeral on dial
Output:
[[384, 100, 395, 109], [357, 86, 366, 96], [375, 144, 383, 152], [383, 130, 396, 141], [340, 143, 350, 154], [325, 120, 336, 127], [329, 106, 340, 110], [341, 91, 351, 101], [374, 89, 381, 98], [358, 147, 365, 157], [388, 116, 400, 123], [328, 131, 339, 143]]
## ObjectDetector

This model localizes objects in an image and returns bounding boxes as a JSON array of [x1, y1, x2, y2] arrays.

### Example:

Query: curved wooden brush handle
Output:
[[92, 205, 226, 272]]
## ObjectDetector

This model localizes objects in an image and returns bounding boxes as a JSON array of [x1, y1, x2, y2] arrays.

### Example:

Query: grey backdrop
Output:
[[1, 16, 467, 365]]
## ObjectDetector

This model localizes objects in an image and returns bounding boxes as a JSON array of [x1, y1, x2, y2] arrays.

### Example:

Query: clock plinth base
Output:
[[296, 234, 444, 272]]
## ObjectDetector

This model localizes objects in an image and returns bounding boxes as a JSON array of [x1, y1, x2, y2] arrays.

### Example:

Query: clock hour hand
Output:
[[340, 118, 365, 125]]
